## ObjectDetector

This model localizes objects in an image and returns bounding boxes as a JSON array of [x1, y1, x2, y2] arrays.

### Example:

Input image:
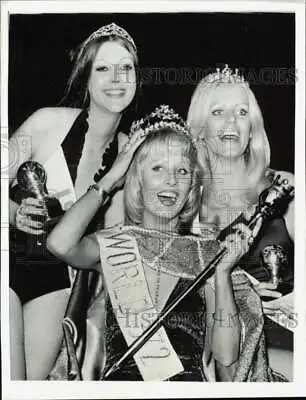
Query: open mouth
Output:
[[157, 191, 178, 206], [218, 130, 240, 141], [103, 89, 126, 98]]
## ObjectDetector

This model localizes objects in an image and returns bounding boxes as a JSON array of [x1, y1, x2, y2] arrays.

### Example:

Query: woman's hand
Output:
[[15, 197, 47, 235], [253, 281, 282, 298], [101, 129, 146, 191], [252, 281, 284, 316], [217, 217, 263, 274]]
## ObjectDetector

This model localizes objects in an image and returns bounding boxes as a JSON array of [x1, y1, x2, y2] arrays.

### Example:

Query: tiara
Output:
[[129, 105, 191, 139], [206, 64, 247, 85], [82, 22, 136, 50]]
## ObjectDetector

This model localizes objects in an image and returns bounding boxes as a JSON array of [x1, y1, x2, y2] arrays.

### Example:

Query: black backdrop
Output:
[[9, 12, 295, 172]]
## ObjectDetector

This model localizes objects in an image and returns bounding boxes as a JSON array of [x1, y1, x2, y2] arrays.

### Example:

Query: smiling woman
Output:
[[9, 22, 139, 380], [205, 83, 251, 160], [87, 41, 137, 114], [46, 105, 282, 382], [124, 128, 196, 231], [187, 65, 294, 380]]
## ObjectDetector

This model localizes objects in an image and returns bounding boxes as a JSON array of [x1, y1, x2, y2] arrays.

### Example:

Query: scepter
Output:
[[103, 175, 294, 379]]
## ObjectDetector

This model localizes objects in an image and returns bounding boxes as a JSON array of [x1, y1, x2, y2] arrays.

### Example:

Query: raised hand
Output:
[[101, 129, 146, 191], [217, 216, 263, 274]]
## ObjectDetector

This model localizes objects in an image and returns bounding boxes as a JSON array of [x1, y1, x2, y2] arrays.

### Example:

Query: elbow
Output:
[[46, 232, 70, 260]]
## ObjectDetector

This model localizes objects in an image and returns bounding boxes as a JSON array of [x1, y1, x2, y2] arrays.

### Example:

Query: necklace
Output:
[[125, 225, 204, 279], [142, 237, 176, 310], [154, 263, 161, 312]]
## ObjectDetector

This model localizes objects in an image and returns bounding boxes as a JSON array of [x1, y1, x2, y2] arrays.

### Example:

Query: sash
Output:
[[96, 225, 184, 381]]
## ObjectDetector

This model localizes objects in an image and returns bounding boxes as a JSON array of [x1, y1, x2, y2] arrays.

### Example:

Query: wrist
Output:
[[215, 267, 231, 280], [214, 269, 232, 289], [87, 184, 110, 205], [98, 174, 117, 193]]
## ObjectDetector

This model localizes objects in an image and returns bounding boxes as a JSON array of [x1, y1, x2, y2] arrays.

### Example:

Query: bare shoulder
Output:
[[32, 107, 81, 129], [14, 107, 81, 136], [10, 107, 82, 159], [36, 107, 82, 143]]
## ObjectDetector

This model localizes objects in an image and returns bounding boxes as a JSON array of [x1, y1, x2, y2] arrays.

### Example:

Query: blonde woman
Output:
[[187, 66, 294, 380]]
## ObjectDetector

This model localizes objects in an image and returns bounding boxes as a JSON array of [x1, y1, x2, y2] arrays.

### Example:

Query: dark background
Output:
[[9, 12, 295, 172]]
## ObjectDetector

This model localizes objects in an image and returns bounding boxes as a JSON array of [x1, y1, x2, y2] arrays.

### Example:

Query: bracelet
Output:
[[87, 184, 110, 205], [212, 311, 239, 322]]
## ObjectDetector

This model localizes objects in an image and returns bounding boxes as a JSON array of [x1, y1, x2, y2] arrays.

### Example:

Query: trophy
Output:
[[12, 160, 64, 249], [262, 245, 288, 286], [261, 244, 293, 298], [17, 161, 48, 203]]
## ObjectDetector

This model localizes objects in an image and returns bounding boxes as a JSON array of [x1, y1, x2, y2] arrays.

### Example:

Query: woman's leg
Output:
[[9, 288, 26, 380], [268, 347, 293, 381], [23, 288, 70, 380]]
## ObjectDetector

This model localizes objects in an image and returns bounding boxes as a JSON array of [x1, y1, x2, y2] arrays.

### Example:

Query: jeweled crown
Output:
[[206, 64, 247, 85], [129, 105, 191, 139], [82, 22, 136, 50]]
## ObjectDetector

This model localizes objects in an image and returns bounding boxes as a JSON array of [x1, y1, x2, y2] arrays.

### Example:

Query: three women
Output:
[[9, 20, 293, 380]]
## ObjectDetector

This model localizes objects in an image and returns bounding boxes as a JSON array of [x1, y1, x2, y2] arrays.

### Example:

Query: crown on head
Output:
[[129, 105, 191, 139], [82, 22, 136, 50], [206, 64, 247, 85]]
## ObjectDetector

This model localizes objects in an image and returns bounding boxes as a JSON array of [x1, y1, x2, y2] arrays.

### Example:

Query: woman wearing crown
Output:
[[187, 66, 295, 380], [46, 105, 282, 381], [9, 23, 139, 380]]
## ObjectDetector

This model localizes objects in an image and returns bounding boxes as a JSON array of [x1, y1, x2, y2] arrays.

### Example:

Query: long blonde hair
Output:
[[187, 75, 270, 202]]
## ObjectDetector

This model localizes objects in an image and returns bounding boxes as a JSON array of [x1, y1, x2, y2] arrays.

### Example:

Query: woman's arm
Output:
[[46, 176, 114, 270], [9, 108, 65, 183], [9, 108, 67, 229], [9, 109, 46, 226], [204, 282, 238, 381], [210, 265, 241, 369], [47, 129, 146, 271], [206, 221, 261, 380], [103, 132, 129, 228]]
